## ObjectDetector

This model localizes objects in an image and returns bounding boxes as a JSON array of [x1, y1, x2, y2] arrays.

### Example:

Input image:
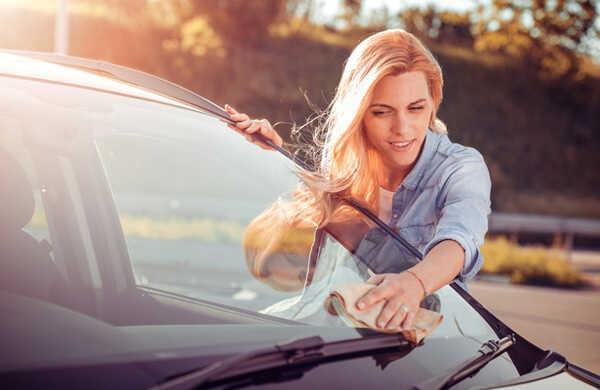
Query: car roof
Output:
[[0, 50, 222, 116]]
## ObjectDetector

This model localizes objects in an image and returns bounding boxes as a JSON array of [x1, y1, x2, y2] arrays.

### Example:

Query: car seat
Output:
[[0, 146, 70, 306]]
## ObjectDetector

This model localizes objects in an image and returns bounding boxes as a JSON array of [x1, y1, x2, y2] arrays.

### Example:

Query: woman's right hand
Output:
[[224, 104, 283, 151]]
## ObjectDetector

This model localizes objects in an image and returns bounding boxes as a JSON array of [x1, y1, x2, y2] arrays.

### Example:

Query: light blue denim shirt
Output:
[[354, 128, 491, 290]]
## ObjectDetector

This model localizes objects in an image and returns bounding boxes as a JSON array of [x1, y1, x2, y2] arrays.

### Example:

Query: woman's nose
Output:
[[391, 113, 409, 135]]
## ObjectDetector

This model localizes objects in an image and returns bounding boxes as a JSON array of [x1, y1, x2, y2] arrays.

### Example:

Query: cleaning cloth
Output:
[[324, 281, 443, 344]]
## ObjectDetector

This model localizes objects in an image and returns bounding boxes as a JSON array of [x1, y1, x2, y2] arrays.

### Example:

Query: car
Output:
[[1, 50, 599, 389]]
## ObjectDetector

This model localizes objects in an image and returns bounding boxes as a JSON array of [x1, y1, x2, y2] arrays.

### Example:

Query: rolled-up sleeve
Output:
[[422, 155, 491, 283]]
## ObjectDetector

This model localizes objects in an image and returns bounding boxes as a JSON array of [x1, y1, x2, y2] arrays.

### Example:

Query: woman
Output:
[[225, 29, 491, 331]]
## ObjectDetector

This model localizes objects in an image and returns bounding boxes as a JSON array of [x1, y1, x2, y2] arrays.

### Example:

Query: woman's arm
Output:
[[410, 239, 464, 294], [354, 240, 463, 331], [356, 156, 491, 331]]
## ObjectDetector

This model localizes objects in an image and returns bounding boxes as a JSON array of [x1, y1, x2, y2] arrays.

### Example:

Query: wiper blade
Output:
[[151, 333, 413, 389], [413, 334, 515, 390]]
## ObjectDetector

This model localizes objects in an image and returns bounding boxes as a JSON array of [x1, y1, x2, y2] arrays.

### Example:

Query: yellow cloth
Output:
[[324, 282, 443, 344]]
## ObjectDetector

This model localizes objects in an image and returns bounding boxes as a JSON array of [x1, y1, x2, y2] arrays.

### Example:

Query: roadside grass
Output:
[[481, 237, 587, 289], [30, 211, 590, 288], [119, 215, 245, 244]]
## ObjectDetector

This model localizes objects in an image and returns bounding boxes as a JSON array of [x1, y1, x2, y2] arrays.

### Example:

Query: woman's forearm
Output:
[[409, 240, 465, 296]]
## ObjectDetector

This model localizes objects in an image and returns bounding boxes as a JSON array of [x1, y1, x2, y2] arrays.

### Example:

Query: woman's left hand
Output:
[[356, 271, 425, 331]]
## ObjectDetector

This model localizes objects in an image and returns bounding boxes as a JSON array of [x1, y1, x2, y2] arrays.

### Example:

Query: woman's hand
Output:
[[224, 104, 283, 151], [356, 271, 425, 331]]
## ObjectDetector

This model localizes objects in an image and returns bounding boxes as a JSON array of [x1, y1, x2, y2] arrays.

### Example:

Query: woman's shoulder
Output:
[[421, 132, 489, 190], [434, 133, 487, 167]]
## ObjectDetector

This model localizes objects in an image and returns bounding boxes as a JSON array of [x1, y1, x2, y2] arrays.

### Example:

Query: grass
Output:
[[119, 214, 245, 244], [119, 215, 590, 289], [31, 210, 588, 288], [481, 237, 587, 288]]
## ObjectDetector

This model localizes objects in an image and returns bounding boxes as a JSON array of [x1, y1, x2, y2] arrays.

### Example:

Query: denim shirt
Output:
[[354, 129, 491, 290]]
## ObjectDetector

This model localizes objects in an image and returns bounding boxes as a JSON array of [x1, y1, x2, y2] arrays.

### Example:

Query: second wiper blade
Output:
[[151, 333, 412, 389], [413, 334, 516, 390]]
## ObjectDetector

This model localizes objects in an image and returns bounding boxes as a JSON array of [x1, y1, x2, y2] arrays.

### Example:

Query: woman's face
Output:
[[362, 71, 433, 183]]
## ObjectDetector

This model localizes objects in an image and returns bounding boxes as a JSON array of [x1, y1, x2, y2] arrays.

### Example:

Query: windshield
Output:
[[5, 71, 496, 345], [87, 89, 501, 346], [0, 69, 535, 390]]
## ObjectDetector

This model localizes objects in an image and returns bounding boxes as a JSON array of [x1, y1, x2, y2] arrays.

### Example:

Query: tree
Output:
[[186, 0, 287, 47], [398, 6, 474, 46], [338, 0, 362, 29], [473, 0, 599, 79]]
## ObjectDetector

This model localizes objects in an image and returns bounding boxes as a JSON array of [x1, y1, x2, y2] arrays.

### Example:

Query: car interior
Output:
[[0, 146, 70, 308]]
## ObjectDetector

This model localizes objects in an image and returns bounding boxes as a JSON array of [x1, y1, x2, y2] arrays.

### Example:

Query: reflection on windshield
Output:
[[92, 100, 499, 345], [242, 198, 441, 328]]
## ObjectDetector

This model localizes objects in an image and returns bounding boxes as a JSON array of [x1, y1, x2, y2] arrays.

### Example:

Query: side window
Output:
[[0, 130, 65, 305], [95, 109, 300, 311]]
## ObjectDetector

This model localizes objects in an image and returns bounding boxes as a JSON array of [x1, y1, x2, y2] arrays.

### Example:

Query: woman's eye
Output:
[[372, 111, 388, 116], [409, 106, 424, 112]]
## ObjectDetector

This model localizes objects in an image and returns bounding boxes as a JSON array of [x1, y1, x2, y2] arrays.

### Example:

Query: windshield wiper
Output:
[[413, 334, 515, 390], [150, 333, 413, 389]]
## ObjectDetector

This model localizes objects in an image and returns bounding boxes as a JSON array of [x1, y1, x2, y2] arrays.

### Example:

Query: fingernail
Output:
[[377, 321, 385, 328], [357, 302, 365, 310]]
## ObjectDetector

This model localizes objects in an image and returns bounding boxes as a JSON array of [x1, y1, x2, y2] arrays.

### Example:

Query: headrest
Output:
[[0, 146, 35, 231]]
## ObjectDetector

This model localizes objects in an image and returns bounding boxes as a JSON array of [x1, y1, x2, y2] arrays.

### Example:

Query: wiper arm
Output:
[[413, 334, 515, 390], [151, 333, 413, 389]]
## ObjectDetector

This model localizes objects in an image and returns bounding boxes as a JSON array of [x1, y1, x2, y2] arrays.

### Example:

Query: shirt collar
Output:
[[400, 128, 441, 191]]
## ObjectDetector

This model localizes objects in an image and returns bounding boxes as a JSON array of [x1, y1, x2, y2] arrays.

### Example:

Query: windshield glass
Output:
[[90, 92, 501, 345], [0, 73, 528, 390]]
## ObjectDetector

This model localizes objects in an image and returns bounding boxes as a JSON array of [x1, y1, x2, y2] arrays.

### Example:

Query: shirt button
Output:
[[393, 213, 399, 219]]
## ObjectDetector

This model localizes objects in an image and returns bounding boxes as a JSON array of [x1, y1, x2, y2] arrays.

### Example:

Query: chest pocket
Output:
[[397, 223, 436, 249]]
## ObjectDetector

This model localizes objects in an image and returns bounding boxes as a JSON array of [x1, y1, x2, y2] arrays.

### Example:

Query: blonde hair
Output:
[[243, 29, 446, 287]]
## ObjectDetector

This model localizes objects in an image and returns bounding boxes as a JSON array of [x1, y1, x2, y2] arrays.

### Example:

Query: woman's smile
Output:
[[389, 139, 415, 151]]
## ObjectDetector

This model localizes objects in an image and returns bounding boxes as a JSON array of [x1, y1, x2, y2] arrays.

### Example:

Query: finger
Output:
[[230, 114, 250, 124], [236, 118, 253, 130], [386, 304, 409, 330], [245, 121, 261, 135], [224, 104, 239, 114], [401, 310, 416, 330], [356, 283, 392, 310], [254, 120, 283, 148], [376, 297, 402, 329]]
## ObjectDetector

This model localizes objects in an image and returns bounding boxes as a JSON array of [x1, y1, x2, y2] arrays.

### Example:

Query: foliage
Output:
[[185, 0, 287, 47], [481, 237, 586, 288], [399, 1, 600, 80], [399, 7, 474, 46], [473, 0, 599, 80]]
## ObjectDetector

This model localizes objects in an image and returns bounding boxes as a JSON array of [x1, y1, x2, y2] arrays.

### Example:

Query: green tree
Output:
[[398, 6, 474, 45], [186, 0, 287, 47], [338, 0, 362, 29], [473, 0, 599, 79]]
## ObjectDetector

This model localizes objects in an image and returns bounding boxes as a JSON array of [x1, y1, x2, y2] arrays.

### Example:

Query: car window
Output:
[[0, 127, 70, 308], [94, 102, 304, 311]]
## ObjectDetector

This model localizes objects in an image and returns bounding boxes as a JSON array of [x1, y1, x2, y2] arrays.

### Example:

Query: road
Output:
[[470, 281, 600, 373]]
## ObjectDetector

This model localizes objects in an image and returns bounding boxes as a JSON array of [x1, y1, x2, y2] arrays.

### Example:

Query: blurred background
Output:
[[1, 0, 599, 371]]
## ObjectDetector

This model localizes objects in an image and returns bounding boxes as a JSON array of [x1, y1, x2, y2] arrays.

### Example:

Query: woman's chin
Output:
[[385, 154, 419, 171]]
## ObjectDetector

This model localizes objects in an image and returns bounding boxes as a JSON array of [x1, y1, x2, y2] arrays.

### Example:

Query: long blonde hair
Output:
[[243, 29, 446, 286]]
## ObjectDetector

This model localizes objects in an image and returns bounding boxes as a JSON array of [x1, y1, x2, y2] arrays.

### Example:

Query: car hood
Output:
[[3, 291, 585, 389]]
